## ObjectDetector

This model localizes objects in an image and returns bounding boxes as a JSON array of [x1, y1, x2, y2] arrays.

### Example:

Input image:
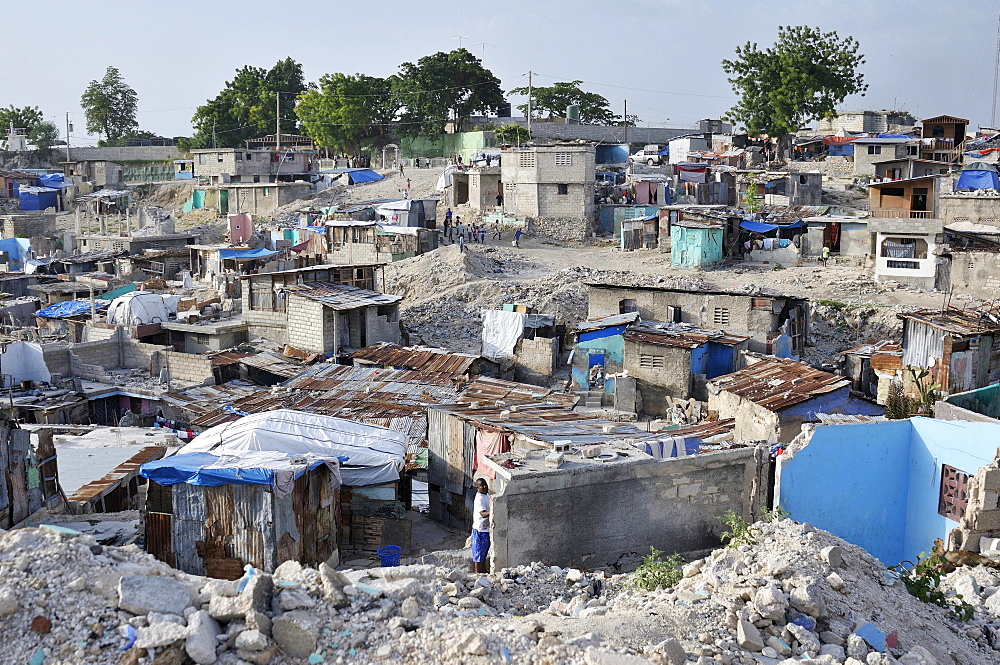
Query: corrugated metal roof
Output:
[[708, 358, 850, 411], [456, 376, 579, 408], [351, 342, 478, 375], [624, 322, 749, 349], [239, 352, 309, 378], [283, 282, 401, 310], [899, 307, 1000, 336], [575, 312, 640, 333], [210, 351, 250, 366], [815, 413, 887, 424], [67, 446, 166, 504]]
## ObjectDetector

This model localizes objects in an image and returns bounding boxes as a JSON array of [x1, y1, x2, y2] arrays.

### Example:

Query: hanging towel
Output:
[[474, 429, 509, 479]]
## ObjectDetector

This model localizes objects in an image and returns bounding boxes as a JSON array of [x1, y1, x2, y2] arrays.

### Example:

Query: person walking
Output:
[[492, 222, 502, 240], [456, 218, 466, 243], [496, 191, 503, 208], [513, 227, 523, 248], [471, 478, 491, 573], [458, 233, 466, 253], [445, 207, 453, 227], [479, 225, 486, 243], [406, 178, 411, 191]]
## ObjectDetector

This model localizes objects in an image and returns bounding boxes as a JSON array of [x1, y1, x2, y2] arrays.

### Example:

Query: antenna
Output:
[[452, 35, 470, 48], [475, 42, 495, 61]]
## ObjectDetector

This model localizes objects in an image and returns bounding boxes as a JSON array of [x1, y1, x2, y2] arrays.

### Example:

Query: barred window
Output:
[[518, 152, 535, 168], [713, 307, 730, 326], [555, 153, 572, 166]]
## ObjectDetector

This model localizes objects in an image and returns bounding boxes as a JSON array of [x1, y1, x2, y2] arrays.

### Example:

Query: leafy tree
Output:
[[394, 48, 504, 136], [296, 73, 399, 153], [0, 105, 43, 133], [28, 121, 59, 154], [80, 66, 139, 145], [190, 58, 307, 149], [722, 26, 867, 140], [492, 124, 532, 145], [509, 80, 617, 124]]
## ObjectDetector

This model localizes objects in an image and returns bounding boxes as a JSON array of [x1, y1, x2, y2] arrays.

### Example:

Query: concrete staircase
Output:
[[575, 390, 605, 409]]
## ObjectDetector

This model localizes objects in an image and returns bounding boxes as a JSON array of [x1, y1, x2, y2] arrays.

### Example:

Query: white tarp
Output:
[[180, 409, 407, 487], [436, 165, 460, 192], [106, 292, 174, 325], [481, 309, 526, 360], [0, 341, 51, 385]]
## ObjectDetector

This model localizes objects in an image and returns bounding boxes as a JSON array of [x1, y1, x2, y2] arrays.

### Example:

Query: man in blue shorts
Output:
[[471, 477, 491, 573]]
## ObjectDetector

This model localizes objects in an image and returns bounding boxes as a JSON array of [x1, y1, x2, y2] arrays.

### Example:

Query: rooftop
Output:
[[351, 342, 480, 375], [624, 322, 749, 349], [283, 282, 401, 310], [899, 307, 1000, 335], [585, 281, 800, 301], [708, 357, 850, 411]]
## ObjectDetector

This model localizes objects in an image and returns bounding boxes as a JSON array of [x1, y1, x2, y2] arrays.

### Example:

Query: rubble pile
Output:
[[805, 302, 910, 365], [385, 246, 714, 351], [1, 512, 993, 664]]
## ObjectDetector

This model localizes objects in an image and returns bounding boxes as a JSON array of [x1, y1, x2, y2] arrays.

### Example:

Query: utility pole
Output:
[[212, 119, 217, 149], [527, 71, 533, 134], [64, 113, 71, 162], [276, 93, 281, 151], [623, 99, 628, 146], [993, 12, 1000, 128]]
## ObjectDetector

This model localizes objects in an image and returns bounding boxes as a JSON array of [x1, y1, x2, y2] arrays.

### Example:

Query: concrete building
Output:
[[867, 176, 946, 289], [778, 418, 1000, 565], [62, 160, 125, 189], [707, 356, 885, 443], [935, 384, 1000, 423], [189, 148, 312, 184], [325, 221, 438, 264], [873, 158, 954, 181], [451, 165, 502, 212], [622, 322, 749, 410], [816, 110, 916, 134], [500, 143, 596, 241], [851, 137, 920, 176], [238, 264, 388, 350], [940, 193, 1000, 229], [801, 216, 870, 265], [586, 283, 808, 356], [192, 182, 313, 217], [160, 316, 249, 354], [935, 228, 1000, 298], [899, 308, 1000, 396], [78, 232, 196, 255], [282, 282, 401, 356]]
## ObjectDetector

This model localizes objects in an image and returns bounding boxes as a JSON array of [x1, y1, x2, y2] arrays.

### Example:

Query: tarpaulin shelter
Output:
[[180, 409, 406, 487], [106, 292, 177, 325], [218, 247, 277, 261], [676, 162, 708, 184], [319, 168, 383, 185], [740, 219, 804, 234], [956, 162, 1000, 191], [17, 187, 59, 211], [36, 299, 109, 319], [141, 447, 344, 576]]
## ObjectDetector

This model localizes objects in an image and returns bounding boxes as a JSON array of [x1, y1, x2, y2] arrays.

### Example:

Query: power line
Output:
[[529, 72, 735, 99]]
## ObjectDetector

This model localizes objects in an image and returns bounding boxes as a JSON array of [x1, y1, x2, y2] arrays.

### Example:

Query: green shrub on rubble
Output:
[[718, 509, 756, 548], [627, 547, 685, 591], [889, 551, 974, 622]]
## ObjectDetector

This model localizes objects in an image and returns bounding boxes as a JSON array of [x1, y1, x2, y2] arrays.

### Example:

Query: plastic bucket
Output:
[[377, 545, 401, 567]]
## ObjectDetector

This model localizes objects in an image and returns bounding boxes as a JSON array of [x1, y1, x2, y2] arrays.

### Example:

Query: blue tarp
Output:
[[0, 238, 30, 270], [657, 147, 670, 156], [218, 248, 278, 260], [139, 451, 347, 489], [956, 170, 1000, 190], [36, 299, 110, 319], [740, 219, 805, 233], [877, 133, 913, 139], [347, 169, 383, 184], [38, 173, 67, 188], [18, 188, 58, 211]]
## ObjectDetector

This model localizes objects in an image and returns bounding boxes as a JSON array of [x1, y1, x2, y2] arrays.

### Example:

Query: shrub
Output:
[[718, 509, 756, 548], [626, 547, 685, 591]]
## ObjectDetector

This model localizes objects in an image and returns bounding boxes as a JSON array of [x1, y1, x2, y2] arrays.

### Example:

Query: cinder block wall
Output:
[[163, 351, 214, 386], [514, 337, 557, 385]]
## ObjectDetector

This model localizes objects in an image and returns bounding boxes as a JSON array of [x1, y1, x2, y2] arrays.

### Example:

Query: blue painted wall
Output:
[[573, 328, 624, 393], [671, 225, 724, 268], [779, 418, 1000, 565], [596, 145, 629, 164]]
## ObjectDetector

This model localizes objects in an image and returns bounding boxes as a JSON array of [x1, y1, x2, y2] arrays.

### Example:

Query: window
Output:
[[555, 153, 572, 166], [932, 125, 945, 138], [235, 152, 243, 161], [880, 237, 927, 260], [198, 154, 206, 164], [939, 464, 969, 522], [618, 299, 638, 314], [245, 153, 253, 161], [518, 152, 535, 168], [262, 188, 270, 197], [557, 184, 569, 195], [196, 334, 209, 345], [639, 354, 665, 369], [880, 187, 905, 197], [505, 182, 516, 192], [906, 145, 918, 156], [217, 153, 224, 162], [867, 145, 882, 155], [712, 307, 730, 326]]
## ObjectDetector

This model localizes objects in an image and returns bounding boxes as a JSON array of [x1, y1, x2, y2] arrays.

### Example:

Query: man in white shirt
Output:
[[471, 478, 491, 573]]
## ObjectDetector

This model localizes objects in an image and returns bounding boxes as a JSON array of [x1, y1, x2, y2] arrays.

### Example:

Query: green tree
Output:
[[80, 66, 139, 146], [492, 124, 531, 145], [28, 121, 59, 154], [0, 105, 43, 133], [296, 73, 399, 153], [722, 26, 867, 141], [190, 58, 307, 149], [509, 80, 617, 124], [394, 48, 504, 136]]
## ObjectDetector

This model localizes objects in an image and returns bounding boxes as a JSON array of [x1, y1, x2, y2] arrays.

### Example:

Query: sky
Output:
[[4, 0, 1000, 144]]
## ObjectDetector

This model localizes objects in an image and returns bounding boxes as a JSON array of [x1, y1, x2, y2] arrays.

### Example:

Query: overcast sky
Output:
[[4, 0, 999, 143]]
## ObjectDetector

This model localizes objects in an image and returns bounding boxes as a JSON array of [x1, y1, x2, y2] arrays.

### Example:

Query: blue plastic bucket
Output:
[[377, 545, 401, 567]]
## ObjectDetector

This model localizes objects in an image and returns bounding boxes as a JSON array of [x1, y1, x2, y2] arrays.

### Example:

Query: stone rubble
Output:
[[0, 518, 996, 664]]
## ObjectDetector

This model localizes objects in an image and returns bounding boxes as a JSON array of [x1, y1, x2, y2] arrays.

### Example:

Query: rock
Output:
[[400, 597, 419, 619], [458, 596, 483, 609], [846, 634, 868, 660], [119, 575, 192, 616], [271, 610, 319, 658], [821, 546, 844, 568], [235, 646, 279, 665], [381, 577, 421, 599], [898, 646, 937, 665], [208, 574, 272, 621], [579, 606, 609, 618], [185, 610, 221, 664], [272, 560, 303, 584], [754, 583, 788, 621], [567, 568, 584, 582], [135, 621, 190, 650], [246, 610, 271, 637], [318, 562, 350, 608], [789, 582, 824, 617], [29, 616, 51, 633], [376, 643, 393, 660], [584, 651, 655, 665], [235, 629, 269, 652], [820, 631, 845, 646], [68, 577, 86, 592], [820, 644, 847, 662], [660, 637, 688, 665], [0, 589, 17, 616], [476, 577, 492, 589], [376, 563, 437, 582], [278, 587, 316, 611], [737, 618, 765, 651], [457, 630, 488, 655], [826, 572, 845, 592], [150, 643, 190, 665], [786, 623, 821, 655], [767, 635, 792, 656]]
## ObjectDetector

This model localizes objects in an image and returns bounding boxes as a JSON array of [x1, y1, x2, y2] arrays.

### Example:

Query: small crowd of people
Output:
[[441, 207, 524, 252]]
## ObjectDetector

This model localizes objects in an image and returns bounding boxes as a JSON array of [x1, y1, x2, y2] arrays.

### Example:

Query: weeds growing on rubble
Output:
[[890, 551, 975, 622], [627, 547, 685, 591], [718, 510, 756, 549]]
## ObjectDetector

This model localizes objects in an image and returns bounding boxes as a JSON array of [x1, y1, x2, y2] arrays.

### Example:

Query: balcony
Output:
[[870, 209, 934, 219]]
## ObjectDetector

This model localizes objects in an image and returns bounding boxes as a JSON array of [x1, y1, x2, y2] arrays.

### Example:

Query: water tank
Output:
[[498, 102, 511, 118], [566, 104, 581, 122]]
